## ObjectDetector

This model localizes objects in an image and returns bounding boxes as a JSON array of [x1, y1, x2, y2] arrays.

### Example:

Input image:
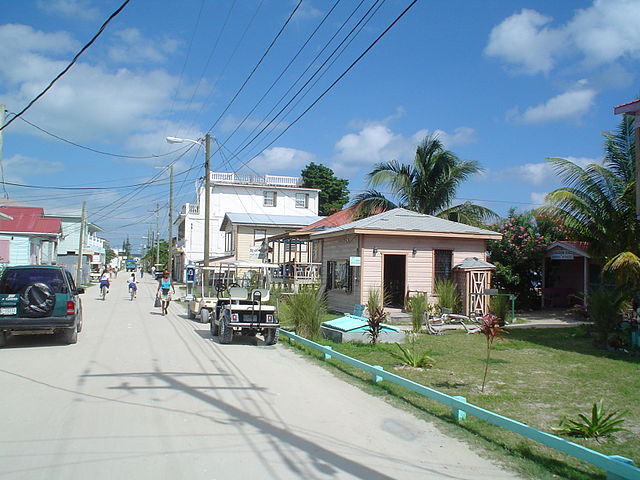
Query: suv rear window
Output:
[[0, 269, 68, 294]]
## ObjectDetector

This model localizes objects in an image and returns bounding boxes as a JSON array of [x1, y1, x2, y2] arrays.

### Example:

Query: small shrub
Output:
[[490, 295, 509, 323], [553, 400, 628, 441], [479, 313, 508, 393], [434, 279, 462, 313], [366, 289, 387, 344], [278, 289, 326, 340], [588, 287, 629, 344], [388, 334, 434, 368], [408, 294, 428, 333]]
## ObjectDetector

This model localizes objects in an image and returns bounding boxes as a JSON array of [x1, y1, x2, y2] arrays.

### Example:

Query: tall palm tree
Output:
[[351, 135, 497, 226], [542, 115, 639, 285]]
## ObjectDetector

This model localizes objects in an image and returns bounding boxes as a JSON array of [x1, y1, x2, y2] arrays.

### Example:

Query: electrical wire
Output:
[[14, 114, 190, 159], [204, 0, 303, 135], [0, 0, 132, 132]]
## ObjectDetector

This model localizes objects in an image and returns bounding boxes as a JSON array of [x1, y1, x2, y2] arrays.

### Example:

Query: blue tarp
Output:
[[322, 314, 400, 333]]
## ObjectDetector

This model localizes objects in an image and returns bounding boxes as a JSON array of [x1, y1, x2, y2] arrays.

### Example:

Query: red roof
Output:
[[614, 98, 640, 115], [547, 241, 590, 257], [0, 206, 61, 235], [298, 206, 359, 232]]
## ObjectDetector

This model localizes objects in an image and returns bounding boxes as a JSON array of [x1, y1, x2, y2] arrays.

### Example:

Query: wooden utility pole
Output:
[[155, 202, 160, 267], [75, 201, 86, 284], [168, 165, 174, 280], [203, 134, 211, 293]]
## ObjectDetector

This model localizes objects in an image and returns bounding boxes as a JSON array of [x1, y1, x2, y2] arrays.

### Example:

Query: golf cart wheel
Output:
[[0, 331, 7, 347], [219, 313, 233, 344], [200, 308, 210, 324], [210, 311, 219, 336], [264, 327, 278, 346]]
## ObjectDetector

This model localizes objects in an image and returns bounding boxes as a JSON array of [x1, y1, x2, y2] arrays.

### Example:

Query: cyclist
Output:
[[99, 269, 110, 298], [127, 272, 137, 299], [156, 269, 175, 315]]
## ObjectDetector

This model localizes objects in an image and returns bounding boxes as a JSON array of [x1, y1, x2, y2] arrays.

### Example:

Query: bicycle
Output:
[[100, 284, 108, 300], [128, 283, 136, 301]]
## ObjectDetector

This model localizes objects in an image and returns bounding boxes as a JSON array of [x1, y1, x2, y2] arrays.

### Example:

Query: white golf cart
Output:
[[187, 261, 280, 345]]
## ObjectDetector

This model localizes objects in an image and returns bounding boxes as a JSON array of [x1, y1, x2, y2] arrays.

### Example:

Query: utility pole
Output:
[[203, 134, 211, 292], [0, 105, 8, 199], [75, 201, 86, 284], [168, 164, 174, 280], [155, 202, 160, 268]]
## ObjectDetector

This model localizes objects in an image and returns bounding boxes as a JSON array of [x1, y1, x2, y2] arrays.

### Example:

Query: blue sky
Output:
[[1, 0, 639, 251]]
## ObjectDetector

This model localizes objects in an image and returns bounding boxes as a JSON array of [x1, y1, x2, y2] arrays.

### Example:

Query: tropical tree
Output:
[[351, 135, 497, 225], [300, 162, 350, 216], [541, 115, 639, 286]]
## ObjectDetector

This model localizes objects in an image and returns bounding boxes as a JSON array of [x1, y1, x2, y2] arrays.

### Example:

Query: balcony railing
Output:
[[210, 172, 303, 187], [181, 203, 200, 215]]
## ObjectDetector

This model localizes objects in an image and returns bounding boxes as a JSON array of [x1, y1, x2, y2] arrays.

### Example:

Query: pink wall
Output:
[[360, 234, 488, 305]]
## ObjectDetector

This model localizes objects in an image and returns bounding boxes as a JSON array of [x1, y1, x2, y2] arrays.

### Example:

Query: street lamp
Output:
[[165, 135, 212, 289]]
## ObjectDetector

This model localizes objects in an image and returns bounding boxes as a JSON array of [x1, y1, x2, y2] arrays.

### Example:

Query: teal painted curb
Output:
[[280, 329, 639, 480]]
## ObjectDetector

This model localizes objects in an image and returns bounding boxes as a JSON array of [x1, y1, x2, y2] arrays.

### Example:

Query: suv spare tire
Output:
[[20, 283, 55, 318]]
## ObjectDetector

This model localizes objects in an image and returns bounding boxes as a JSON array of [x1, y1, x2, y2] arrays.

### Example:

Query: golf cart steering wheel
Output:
[[214, 282, 227, 294]]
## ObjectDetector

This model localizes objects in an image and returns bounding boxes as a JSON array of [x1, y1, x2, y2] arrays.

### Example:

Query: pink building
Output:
[[311, 208, 502, 314]]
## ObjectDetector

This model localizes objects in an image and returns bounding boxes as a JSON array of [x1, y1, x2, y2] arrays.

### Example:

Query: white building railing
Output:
[[210, 172, 303, 187], [181, 203, 200, 215]]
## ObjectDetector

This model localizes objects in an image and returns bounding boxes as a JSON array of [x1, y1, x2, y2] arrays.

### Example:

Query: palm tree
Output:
[[351, 135, 497, 226], [542, 115, 639, 285]]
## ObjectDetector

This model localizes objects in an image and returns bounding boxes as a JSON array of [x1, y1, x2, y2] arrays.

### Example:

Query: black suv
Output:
[[0, 265, 84, 346]]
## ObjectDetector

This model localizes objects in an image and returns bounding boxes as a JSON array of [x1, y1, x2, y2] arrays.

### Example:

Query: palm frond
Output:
[[350, 190, 396, 220]]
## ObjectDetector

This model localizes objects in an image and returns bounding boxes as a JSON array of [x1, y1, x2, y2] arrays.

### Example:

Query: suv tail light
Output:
[[231, 313, 238, 322], [66, 300, 75, 315], [266, 314, 274, 323]]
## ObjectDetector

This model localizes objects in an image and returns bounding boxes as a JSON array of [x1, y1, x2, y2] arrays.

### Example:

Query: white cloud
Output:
[[0, 24, 198, 151], [485, 1, 640, 74], [36, 0, 100, 21], [330, 123, 478, 177], [530, 192, 548, 206], [485, 9, 566, 74], [254, 147, 315, 173], [493, 156, 601, 186], [514, 89, 597, 124], [294, 1, 323, 20], [108, 28, 181, 64], [3, 154, 64, 183]]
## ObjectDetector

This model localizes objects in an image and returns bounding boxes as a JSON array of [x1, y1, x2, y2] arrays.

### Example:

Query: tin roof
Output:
[[455, 257, 496, 269], [310, 208, 500, 238], [0, 206, 61, 235], [221, 213, 322, 230]]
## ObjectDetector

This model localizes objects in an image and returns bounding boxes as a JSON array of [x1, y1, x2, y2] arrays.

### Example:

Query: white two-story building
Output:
[[174, 172, 321, 274]]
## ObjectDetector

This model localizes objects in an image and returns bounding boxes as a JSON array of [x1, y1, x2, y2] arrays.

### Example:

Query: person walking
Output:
[[156, 269, 175, 315]]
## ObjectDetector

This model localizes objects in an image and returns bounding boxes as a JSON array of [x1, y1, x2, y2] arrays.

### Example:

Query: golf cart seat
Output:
[[228, 287, 249, 301], [250, 288, 270, 303]]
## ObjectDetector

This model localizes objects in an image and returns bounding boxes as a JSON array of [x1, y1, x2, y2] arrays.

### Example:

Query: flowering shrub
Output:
[[488, 209, 565, 309]]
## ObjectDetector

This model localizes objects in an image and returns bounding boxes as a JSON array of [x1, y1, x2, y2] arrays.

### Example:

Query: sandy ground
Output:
[[0, 276, 523, 479]]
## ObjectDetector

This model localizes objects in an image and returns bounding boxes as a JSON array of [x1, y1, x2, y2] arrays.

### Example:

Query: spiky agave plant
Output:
[[553, 400, 628, 441], [388, 333, 435, 368]]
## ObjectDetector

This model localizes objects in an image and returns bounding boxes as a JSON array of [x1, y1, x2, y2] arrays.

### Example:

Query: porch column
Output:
[[583, 256, 588, 306]]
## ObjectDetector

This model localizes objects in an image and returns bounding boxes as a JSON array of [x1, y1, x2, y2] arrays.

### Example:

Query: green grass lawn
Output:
[[283, 326, 639, 479]]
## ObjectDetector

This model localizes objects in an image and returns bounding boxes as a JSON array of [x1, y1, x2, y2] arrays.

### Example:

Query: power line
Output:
[[205, 0, 303, 135], [0, 0, 132, 132], [233, 0, 418, 173], [14, 114, 190, 159]]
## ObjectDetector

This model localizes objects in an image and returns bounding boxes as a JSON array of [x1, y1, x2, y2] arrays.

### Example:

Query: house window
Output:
[[263, 191, 277, 207], [295, 193, 309, 208], [326, 260, 352, 293], [254, 229, 267, 245], [434, 249, 453, 283], [225, 231, 234, 252]]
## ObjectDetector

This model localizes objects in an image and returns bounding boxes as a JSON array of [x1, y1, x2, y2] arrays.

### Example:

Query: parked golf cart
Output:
[[187, 261, 280, 345]]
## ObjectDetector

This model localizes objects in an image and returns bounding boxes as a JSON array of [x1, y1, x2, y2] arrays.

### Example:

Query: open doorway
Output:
[[383, 254, 406, 308]]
